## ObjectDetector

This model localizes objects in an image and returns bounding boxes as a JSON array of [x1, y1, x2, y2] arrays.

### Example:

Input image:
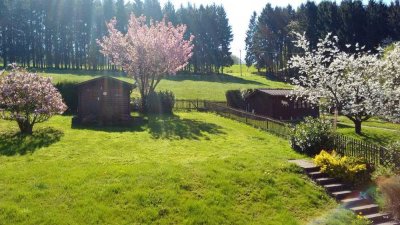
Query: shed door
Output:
[[83, 89, 101, 116]]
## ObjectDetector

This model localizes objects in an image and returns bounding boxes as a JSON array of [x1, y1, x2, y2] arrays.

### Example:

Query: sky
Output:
[[156, 0, 392, 60]]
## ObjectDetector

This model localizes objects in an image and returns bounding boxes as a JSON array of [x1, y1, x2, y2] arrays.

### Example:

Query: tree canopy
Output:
[[98, 15, 194, 110], [0, 0, 233, 74], [245, 0, 400, 79]]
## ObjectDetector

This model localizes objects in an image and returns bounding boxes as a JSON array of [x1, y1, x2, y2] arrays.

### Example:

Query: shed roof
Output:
[[76, 76, 136, 89], [257, 89, 293, 96]]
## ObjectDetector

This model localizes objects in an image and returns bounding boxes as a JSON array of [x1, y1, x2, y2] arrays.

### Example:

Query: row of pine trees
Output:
[[0, 0, 233, 74], [245, 0, 400, 79]]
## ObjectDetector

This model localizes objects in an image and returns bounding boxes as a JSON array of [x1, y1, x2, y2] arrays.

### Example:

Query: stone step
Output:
[[303, 166, 320, 173], [315, 177, 338, 185], [308, 171, 326, 179], [331, 190, 353, 200], [341, 197, 371, 208], [324, 183, 346, 192], [350, 204, 380, 215], [364, 212, 392, 224], [375, 221, 400, 225]]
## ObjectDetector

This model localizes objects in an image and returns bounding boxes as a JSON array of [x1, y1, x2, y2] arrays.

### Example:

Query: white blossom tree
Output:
[[289, 33, 384, 134], [376, 43, 400, 123]]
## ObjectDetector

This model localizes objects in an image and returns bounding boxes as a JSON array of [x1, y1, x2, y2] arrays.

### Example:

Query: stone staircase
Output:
[[290, 159, 399, 225]]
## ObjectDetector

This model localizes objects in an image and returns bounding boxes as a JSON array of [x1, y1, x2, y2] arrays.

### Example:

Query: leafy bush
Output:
[[145, 90, 175, 114], [130, 97, 141, 112], [55, 82, 78, 114], [290, 117, 334, 156], [372, 165, 397, 182], [377, 176, 400, 220], [314, 150, 369, 186], [371, 141, 400, 182], [226, 89, 253, 110]]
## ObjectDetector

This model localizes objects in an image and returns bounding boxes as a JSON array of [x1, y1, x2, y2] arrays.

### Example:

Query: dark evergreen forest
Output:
[[1, 0, 399, 76], [245, 0, 400, 78], [0, 0, 233, 74]]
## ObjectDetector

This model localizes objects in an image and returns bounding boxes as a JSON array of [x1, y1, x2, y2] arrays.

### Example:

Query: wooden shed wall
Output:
[[77, 78, 131, 123], [246, 92, 319, 121]]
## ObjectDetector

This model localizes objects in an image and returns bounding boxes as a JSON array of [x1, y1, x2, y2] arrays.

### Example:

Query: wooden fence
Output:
[[203, 101, 291, 138], [174, 99, 291, 138], [174, 99, 390, 166]]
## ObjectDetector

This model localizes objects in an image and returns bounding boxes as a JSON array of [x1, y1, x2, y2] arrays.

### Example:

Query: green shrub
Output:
[[314, 150, 369, 186], [55, 82, 78, 114], [225, 89, 253, 110], [130, 97, 141, 112], [372, 165, 397, 182], [371, 141, 400, 183], [290, 117, 334, 156], [145, 90, 175, 114]]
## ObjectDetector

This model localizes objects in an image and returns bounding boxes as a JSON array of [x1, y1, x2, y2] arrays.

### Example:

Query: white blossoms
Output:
[[289, 33, 400, 132]]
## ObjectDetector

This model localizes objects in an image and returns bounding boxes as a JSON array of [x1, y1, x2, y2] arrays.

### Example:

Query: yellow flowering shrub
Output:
[[314, 150, 369, 185]]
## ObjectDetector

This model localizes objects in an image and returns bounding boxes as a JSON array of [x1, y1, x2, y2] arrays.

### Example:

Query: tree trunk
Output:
[[354, 120, 362, 135], [333, 108, 338, 131], [140, 94, 148, 113], [17, 120, 33, 135]]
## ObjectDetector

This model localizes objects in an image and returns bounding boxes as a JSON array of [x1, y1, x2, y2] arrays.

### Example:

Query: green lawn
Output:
[[0, 112, 363, 225], [34, 66, 291, 101], [325, 115, 400, 146], [336, 124, 400, 146], [333, 116, 400, 131]]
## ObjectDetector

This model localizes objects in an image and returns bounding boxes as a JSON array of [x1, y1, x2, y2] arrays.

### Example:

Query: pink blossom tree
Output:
[[98, 15, 194, 111], [0, 65, 67, 134]]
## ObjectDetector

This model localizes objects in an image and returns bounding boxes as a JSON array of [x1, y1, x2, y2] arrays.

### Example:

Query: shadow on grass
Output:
[[250, 71, 287, 82], [337, 123, 393, 146], [337, 123, 354, 129], [147, 114, 225, 140], [165, 73, 264, 85], [0, 128, 63, 156], [28, 68, 127, 77], [71, 115, 225, 140], [71, 116, 147, 132]]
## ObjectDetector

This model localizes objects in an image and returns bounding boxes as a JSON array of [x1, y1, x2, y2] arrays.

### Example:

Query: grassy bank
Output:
[[0, 112, 362, 225]]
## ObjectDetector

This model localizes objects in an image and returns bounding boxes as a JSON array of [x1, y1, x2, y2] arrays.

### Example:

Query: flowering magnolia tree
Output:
[[0, 66, 67, 134], [289, 33, 384, 134], [98, 15, 194, 111]]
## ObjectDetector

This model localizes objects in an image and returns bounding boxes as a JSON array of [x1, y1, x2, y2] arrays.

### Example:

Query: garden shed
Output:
[[245, 89, 319, 121], [73, 76, 135, 125]]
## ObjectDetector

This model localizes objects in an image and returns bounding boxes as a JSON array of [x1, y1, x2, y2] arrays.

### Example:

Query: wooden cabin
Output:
[[73, 76, 135, 125], [245, 89, 319, 121]]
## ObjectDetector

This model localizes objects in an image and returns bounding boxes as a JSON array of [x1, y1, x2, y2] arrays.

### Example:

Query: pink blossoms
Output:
[[0, 66, 67, 134], [98, 15, 194, 109]]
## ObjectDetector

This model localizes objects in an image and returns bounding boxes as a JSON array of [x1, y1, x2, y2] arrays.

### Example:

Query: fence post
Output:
[[379, 147, 384, 165]]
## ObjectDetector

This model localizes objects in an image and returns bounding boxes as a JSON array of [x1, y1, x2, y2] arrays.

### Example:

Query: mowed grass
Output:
[[35, 65, 291, 101], [333, 116, 400, 131], [336, 124, 400, 146], [0, 112, 362, 225], [326, 115, 400, 146]]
